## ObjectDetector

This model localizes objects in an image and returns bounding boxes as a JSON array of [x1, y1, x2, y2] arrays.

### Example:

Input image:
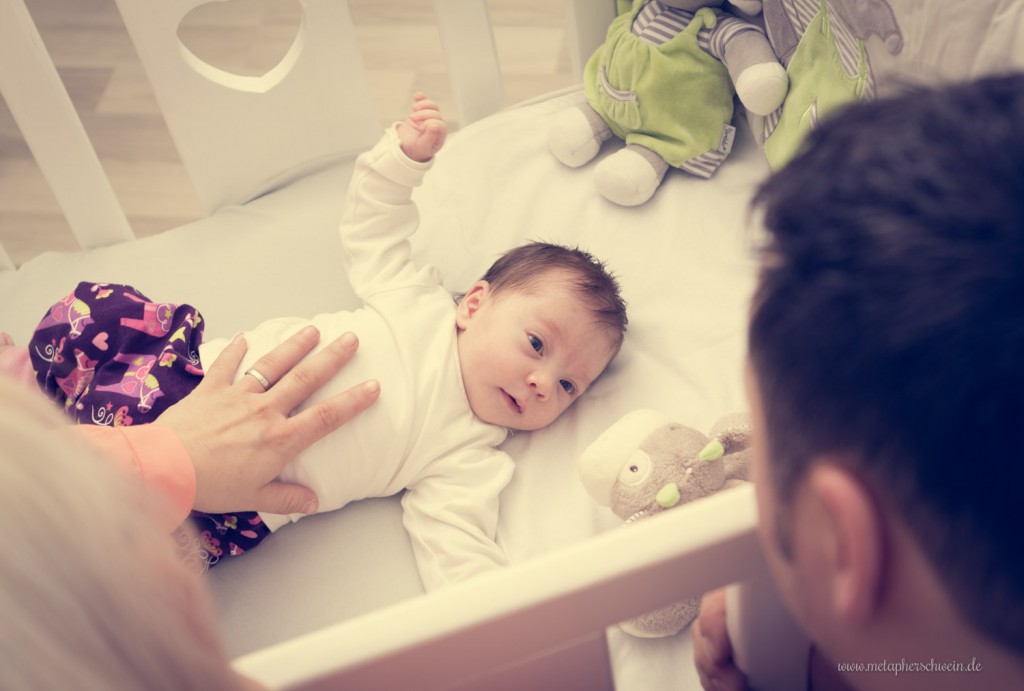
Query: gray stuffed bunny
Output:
[[578, 409, 752, 637]]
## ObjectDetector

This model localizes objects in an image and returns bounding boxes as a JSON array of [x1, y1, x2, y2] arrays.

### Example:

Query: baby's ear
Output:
[[455, 281, 491, 328]]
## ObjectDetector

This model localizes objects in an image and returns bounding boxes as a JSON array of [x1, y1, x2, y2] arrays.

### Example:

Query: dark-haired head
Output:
[[748, 73, 1024, 652], [477, 242, 628, 353]]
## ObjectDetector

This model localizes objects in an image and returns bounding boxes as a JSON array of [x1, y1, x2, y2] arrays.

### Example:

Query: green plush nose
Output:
[[656, 482, 680, 508], [698, 439, 724, 461]]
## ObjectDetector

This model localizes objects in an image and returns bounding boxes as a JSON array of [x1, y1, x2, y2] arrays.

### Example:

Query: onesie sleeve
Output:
[[339, 126, 442, 300], [400, 446, 516, 591], [67, 424, 196, 532]]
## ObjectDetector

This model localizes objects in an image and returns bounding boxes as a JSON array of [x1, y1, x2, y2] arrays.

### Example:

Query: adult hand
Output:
[[692, 588, 750, 691], [156, 326, 379, 516]]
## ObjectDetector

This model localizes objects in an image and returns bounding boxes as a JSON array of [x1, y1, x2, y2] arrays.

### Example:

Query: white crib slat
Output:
[[0, 242, 14, 273], [113, 0, 381, 214], [564, 0, 617, 79], [433, 0, 506, 125], [0, 0, 134, 256]]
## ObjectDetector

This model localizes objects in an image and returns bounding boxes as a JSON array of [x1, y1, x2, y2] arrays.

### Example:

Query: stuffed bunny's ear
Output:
[[708, 412, 753, 454]]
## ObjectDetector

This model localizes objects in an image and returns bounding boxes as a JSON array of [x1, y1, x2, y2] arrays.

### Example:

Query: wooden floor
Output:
[[0, 0, 576, 267]]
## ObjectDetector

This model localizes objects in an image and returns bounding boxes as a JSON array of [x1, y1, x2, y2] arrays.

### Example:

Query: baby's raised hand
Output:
[[397, 92, 447, 163]]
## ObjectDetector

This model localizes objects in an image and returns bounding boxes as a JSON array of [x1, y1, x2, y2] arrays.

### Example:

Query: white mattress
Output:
[[0, 87, 769, 688]]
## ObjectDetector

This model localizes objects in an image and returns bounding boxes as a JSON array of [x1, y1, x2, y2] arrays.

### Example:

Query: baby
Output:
[[12, 95, 628, 590]]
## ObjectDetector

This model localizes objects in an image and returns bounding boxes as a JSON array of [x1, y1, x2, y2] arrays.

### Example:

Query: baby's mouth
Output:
[[501, 389, 522, 414]]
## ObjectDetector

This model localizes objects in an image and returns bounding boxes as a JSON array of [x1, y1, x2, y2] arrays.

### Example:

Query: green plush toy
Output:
[[759, 0, 903, 168], [578, 409, 752, 637], [548, 0, 787, 206]]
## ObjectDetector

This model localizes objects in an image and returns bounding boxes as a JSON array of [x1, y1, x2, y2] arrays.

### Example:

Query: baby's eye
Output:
[[560, 379, 576, 395], [528, 334, 543, 353]]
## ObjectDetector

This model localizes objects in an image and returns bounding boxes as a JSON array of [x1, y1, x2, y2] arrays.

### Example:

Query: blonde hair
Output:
[[0, 377, 248, 690]]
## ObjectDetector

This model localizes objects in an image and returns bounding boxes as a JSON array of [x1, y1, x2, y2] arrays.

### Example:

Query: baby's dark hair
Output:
[[479, 242, 628, 352]]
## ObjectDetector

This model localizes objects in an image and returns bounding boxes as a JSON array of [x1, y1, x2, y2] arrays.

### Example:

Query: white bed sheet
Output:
[[0, 86, 769, 688]]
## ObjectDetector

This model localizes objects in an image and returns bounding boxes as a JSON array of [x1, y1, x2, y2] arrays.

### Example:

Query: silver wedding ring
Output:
[[245, 368, 271, 391]]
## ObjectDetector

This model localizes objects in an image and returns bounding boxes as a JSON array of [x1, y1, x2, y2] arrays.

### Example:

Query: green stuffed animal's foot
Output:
[[594, 144, 669, 207], [735, 62, 789, 116], [548, 105, 612, 168]]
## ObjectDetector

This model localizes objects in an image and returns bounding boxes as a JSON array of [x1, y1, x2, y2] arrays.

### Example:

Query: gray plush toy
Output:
[[578, 409, 752, 637]]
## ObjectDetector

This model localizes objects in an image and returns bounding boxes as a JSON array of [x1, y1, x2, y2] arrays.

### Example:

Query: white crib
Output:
[[2, 1, 1021, 689]]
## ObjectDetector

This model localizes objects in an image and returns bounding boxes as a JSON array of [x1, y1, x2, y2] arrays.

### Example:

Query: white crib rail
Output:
[[235, 486, 765, 691]]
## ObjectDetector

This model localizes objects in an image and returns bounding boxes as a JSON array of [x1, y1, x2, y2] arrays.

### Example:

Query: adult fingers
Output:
[[695, 588, 732, 664], [251, 480, 319, 516], [201, 333, 248, 386], [285, 378, 381, 451], [267, 331, 362, 412], [238, 325, 322, 394], [692, 589, 749, 691], [700, 659, 749, 691]]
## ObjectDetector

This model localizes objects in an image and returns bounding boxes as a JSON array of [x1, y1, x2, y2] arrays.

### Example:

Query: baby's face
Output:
[[455, 276, 618, 431]]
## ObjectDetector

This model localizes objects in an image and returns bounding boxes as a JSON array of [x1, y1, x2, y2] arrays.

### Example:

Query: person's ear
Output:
[[455, 281, 490, 329], [803, 462, 884, 625]]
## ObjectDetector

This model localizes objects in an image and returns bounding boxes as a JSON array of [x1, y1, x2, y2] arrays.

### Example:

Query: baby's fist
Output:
[[398, 92, 447, 162]]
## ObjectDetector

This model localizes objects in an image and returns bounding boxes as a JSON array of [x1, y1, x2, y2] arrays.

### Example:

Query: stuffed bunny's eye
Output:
[[618, 451, 651, 487]]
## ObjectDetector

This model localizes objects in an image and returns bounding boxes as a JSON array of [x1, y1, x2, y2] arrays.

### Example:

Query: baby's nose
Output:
[[527, 370, 553, 398]]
